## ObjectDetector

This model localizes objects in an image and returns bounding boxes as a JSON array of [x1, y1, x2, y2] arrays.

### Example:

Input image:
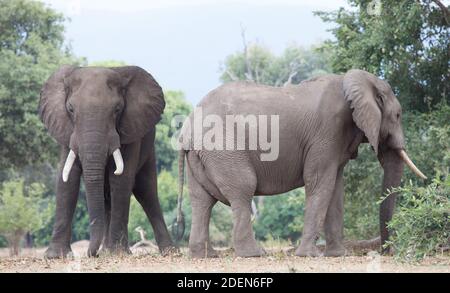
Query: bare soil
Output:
[[0, 242, 449, 273]]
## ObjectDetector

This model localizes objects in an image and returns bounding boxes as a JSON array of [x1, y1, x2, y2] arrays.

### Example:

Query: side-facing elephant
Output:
[[176, 69, 426, 258], [39, 65, 174, 258]]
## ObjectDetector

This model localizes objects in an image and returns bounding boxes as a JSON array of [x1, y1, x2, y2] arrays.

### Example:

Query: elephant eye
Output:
[[67, 103, 74, 114], [396, 112, 400, 120]]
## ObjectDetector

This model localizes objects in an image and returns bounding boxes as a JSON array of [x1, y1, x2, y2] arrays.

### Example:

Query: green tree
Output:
[[0, 0, 84, 171], [220, 43, 332, 86], [0, 179, 45, 255], [315, 0, 449, 112]]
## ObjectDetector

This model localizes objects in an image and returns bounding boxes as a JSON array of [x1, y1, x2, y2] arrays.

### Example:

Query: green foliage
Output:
[[386, 175, 450, 262], [128, 196, 153, 244], [128, 171, 186, 244], [254, 189, 305, 243], [315, 0, 450, 112], [220, 43, 332, 85], [0, 0, 85, 171], [155, 90, 192, 172], [157, 170, 179, 212], [343, 145, 382, 239], [401, 103, 450, 180], [0, 179, 46, 254]]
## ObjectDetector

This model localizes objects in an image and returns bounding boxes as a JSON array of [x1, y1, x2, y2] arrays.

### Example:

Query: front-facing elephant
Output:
[[40, 65, 174, 258], [176, 69, 426, 258]]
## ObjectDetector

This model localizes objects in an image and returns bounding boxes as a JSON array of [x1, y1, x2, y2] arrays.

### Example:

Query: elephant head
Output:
[[39, 66, 164, 254], [343, 69, 426, 252]]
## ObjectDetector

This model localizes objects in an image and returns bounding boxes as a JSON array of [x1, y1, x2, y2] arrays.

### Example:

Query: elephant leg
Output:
[[188, 167, 218, 258], [324, 166, 346, 257], [45, 148, 81, 259], [229, 196, 265, 257], [200, 151, 263, 257], [133, 156, 175, 254], [106, 191, 132, 254], [296, 159, 338, 257]]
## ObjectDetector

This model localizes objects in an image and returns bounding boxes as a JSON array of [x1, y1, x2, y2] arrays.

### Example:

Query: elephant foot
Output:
[[381, 245, 394, 256], [190, 248, 219, 259], [295, 244, 321, 257], [189, 242, 219, 258], [235, 243, 266, 258], [44, 244, 73, 259], [325, 244, 346, 257], [100, 243, 132, 256], [158, 240, 179, 256], [160, 245, 181, 257], [87, 246, 101, 258]]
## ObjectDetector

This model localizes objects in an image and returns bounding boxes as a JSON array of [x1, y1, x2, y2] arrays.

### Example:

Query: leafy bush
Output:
[[254, 189, 305, 243], [0, 179, 46, 255], [386, 175, 450, 262]]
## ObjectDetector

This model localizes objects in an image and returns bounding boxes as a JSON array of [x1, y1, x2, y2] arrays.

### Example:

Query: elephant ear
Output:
[[343, 69, 382, 154], [112, 66, 165, 144], [39, 65, 76, 146]]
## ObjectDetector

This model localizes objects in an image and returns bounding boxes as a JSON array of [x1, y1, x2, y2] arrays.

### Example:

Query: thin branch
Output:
[[225, 69, 239, 81], [283, 71, 298, 87], [240, 23, 254, 82], [431, 0, 449, 25]]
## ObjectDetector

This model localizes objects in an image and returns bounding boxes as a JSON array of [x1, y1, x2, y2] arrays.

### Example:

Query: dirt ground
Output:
[[0, 241, 449, 273]]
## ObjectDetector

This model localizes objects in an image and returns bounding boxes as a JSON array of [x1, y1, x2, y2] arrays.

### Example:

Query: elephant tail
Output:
[[173, 149, 186, 242]]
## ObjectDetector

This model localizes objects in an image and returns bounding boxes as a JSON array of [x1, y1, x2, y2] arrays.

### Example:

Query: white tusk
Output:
[[62, 150, 76, 182], [398, 149, 427, 180], [113, 149, 124, 175]]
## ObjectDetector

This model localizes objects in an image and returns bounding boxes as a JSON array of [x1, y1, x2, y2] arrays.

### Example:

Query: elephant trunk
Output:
[[78, 131, 109, 257], [81, 150, 107, 257], [379, 148, 404, 254]]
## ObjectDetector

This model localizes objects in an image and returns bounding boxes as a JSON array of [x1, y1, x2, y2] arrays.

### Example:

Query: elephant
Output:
[[39, 65, 175, 258], [175, 69, 426, 258]]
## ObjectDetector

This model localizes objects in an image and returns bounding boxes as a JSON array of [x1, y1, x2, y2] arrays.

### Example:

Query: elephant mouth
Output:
[[61, 148, 124, 182]]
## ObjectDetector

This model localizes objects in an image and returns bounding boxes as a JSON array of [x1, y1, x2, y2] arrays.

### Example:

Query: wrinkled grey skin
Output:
[[179, 69, 408, 258], [39, 66, 174, 258]]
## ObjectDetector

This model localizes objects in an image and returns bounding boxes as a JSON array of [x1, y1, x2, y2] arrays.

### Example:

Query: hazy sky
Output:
[[41, 0, 350, 104]]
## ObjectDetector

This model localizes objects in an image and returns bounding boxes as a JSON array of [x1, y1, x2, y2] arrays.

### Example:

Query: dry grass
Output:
[[0, 241, 449, 273]]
